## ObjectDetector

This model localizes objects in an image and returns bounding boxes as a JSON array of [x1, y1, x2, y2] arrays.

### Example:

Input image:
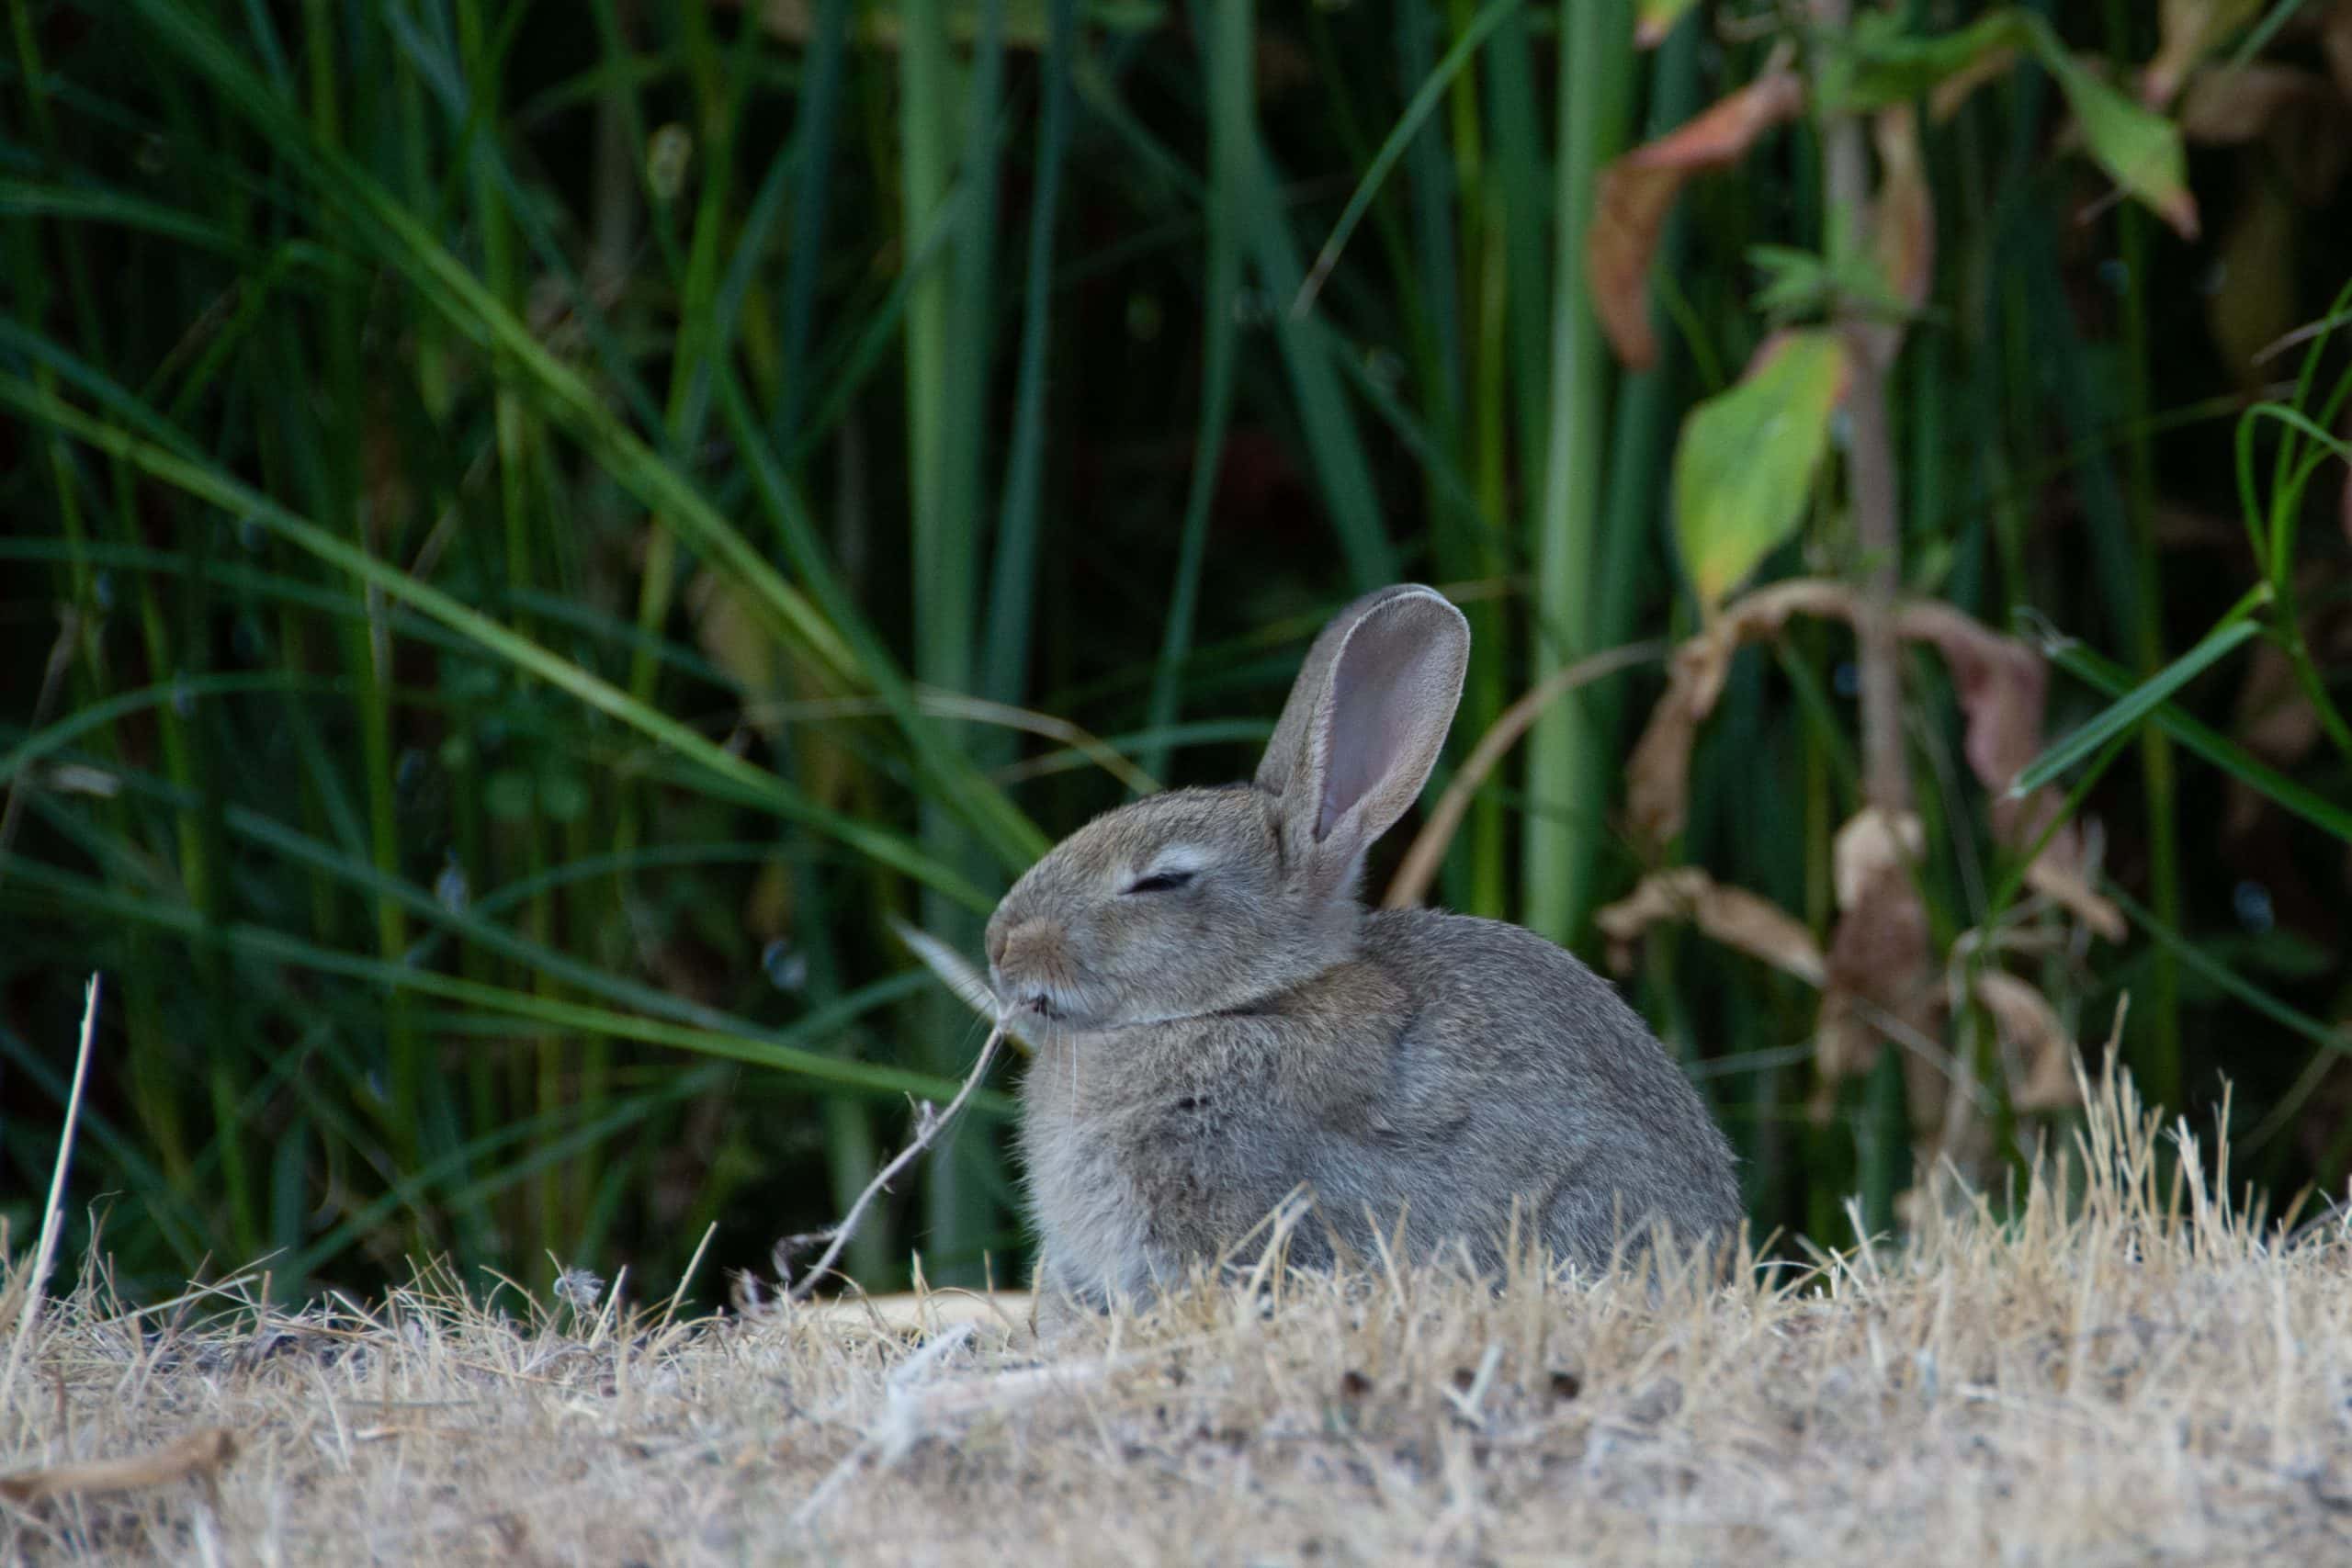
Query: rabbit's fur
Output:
[[989, 585, 1739, 1309]]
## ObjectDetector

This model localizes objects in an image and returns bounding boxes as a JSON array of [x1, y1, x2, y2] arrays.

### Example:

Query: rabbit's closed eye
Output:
[[1124, 869, 1195, 895]]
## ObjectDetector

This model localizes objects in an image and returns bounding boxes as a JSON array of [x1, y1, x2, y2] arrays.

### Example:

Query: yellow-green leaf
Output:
[[1671, 331, 1849, 612], [2045, 49, 2202, 238]]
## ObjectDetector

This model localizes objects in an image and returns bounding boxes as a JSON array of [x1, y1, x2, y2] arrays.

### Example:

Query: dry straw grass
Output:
[[6, 1055, 2352, 1564]]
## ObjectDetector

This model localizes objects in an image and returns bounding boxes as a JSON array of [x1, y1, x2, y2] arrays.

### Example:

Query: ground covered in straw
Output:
[[6, 1073, 2352, 1565]]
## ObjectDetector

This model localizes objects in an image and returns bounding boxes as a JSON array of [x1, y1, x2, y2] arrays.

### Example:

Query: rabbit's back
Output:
[[1324, 908, 1742, 1268]]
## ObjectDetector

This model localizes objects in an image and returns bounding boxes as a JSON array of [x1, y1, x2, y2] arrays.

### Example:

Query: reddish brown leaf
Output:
[[1624, 581, 2120, 946], [1595, 868, 1826, 986], [1623, 671, 1709, 852], [1860, 106, 1935, 368], [1815, 812, 1934, 1124], [1624, 581, 1852, 849], [1871, 107, 1935, 311], [1886, 599, 2046, 809], [1590, 69, 1807, 370]]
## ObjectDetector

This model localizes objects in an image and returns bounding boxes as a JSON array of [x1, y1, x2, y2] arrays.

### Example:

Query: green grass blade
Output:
[[2041, 636, 2352, 844], [1291, 0, 1521, 320], [2012, 601, 2267, 796], [0, 376, 996, 908]]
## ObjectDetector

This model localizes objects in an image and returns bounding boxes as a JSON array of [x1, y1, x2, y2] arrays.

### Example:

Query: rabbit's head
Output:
[[986, 585, 1468, 1031]]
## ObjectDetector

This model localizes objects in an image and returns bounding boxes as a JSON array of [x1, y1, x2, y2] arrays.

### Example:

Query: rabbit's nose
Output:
[[992, 917, 1060, 979]]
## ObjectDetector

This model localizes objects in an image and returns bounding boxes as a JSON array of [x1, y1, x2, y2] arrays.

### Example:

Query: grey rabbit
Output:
[[986, 584, 1741, 1310]]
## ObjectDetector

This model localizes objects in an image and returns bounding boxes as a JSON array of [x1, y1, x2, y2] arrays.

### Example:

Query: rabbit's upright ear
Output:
[[1256, 585, 1468, 893]]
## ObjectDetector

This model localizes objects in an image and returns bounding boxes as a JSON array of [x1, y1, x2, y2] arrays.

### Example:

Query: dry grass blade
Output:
[[2, 975, 99, 1412], [0, 1427, 237, 1506], [890, 916, 1036, 1055]]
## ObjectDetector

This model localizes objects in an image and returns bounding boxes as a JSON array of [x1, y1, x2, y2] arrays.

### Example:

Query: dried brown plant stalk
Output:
[[774, 1019, 1009, 1301]]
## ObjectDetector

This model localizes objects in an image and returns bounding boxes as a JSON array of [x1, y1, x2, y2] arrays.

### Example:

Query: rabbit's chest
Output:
[[1023, 1106, 1160, 1302], [1022, 1046, 1295, 1297]]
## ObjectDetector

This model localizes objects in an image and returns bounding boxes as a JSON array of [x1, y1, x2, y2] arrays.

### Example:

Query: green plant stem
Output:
[[2104, 0, 2181, 1117], [1448, 0, 1510, 916], [902, 0, 999, 1287], [1523, 0, 1631, 942]]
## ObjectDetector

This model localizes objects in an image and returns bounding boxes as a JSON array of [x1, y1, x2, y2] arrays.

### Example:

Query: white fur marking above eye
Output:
[[1141, 845, 1209, 880]]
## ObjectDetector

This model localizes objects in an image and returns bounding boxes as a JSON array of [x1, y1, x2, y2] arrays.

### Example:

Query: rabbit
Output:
[[986, 584, 1741, 1312]]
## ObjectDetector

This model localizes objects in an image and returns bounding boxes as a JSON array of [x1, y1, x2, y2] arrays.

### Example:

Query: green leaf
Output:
[[1814, 9, 2025, 114], [1811, 8, 2199, 239], [1747, 244, 1838, 321], [2039, 42, 2200, 239], [1670, 330, 1849, 610], [1747, 229, 1909, 326]]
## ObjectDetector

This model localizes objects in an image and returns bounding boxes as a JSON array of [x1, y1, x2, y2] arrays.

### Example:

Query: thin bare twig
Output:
[[779, 1019, 1010, 1301]]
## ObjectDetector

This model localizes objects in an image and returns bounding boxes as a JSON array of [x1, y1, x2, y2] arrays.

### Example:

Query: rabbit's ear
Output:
[[1257, 585, 1468, 890]]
